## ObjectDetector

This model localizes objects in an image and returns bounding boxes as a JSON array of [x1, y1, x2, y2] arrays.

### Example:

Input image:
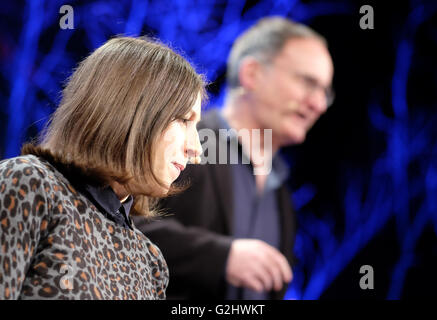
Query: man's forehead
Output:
[[277, 37, 334, 82], [281, 37, 327, 54]]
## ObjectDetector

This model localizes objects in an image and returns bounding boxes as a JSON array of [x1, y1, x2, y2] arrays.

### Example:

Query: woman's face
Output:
[[153, 94, 202, 192]]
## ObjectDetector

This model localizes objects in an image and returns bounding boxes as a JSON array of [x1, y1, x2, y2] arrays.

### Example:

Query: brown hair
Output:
[[227, 16, 327, 89], [22, 36, 207, 218]]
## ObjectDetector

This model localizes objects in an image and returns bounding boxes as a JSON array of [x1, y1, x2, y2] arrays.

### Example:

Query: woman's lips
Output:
[[172, 162, 185, 173]]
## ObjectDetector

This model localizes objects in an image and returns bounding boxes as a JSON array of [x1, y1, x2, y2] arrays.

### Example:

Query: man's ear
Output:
[[238, 57, 263, 91]]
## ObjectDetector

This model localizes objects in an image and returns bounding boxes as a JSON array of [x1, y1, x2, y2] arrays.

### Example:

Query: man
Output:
[[133, 17, 334, 299]]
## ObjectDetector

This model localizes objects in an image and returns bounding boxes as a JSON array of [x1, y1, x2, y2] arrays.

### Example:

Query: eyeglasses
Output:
[[292, 71, 335, 108], [264, 59, 336, 108]]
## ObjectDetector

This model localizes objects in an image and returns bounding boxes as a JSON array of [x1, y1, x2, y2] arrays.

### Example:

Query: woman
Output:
[[0, 37, 205, 299]]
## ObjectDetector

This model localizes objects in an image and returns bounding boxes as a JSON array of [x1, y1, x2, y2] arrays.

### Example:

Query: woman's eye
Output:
[[180, 118, 190, 125]]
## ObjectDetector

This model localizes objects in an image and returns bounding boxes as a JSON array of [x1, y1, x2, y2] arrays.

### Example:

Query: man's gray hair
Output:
[[226, 16, 327, 89]]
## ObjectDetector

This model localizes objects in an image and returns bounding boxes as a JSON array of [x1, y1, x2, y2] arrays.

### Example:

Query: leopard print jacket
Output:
[[0, 155, 169, 299]]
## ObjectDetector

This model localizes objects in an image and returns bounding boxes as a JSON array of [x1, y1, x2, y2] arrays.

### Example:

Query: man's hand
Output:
[[225, 239, 293, 293]]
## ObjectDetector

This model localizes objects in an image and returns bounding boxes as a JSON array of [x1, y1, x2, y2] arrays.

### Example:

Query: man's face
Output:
[[251, 37, 334, 147]]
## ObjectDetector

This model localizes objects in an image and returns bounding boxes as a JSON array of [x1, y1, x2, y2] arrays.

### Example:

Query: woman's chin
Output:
[[157, 179, 174, 196], [128, 179, 171, 198], [150, 184, 171, 197]]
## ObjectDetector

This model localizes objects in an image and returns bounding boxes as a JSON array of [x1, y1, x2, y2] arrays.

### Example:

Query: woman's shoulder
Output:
[[0, 155, 66, 201], [0, 155, 57, 224], [0, 154, 55, 181]]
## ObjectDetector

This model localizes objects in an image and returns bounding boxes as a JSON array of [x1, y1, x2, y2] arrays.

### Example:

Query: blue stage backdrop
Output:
[[1, 0, 436, 299]]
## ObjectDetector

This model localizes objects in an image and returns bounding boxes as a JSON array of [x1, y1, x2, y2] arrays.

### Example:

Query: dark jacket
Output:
[[133, 109, 296, 300]]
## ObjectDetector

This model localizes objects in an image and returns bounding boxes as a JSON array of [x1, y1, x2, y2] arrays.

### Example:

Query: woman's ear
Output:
[[238, 57, 263, 92]]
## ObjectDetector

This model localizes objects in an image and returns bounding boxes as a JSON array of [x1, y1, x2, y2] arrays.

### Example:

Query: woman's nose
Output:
[[185, 129, 202, 159]]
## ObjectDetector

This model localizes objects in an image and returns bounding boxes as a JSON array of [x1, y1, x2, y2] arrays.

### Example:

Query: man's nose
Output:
[[306, 89, 328, 114]]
